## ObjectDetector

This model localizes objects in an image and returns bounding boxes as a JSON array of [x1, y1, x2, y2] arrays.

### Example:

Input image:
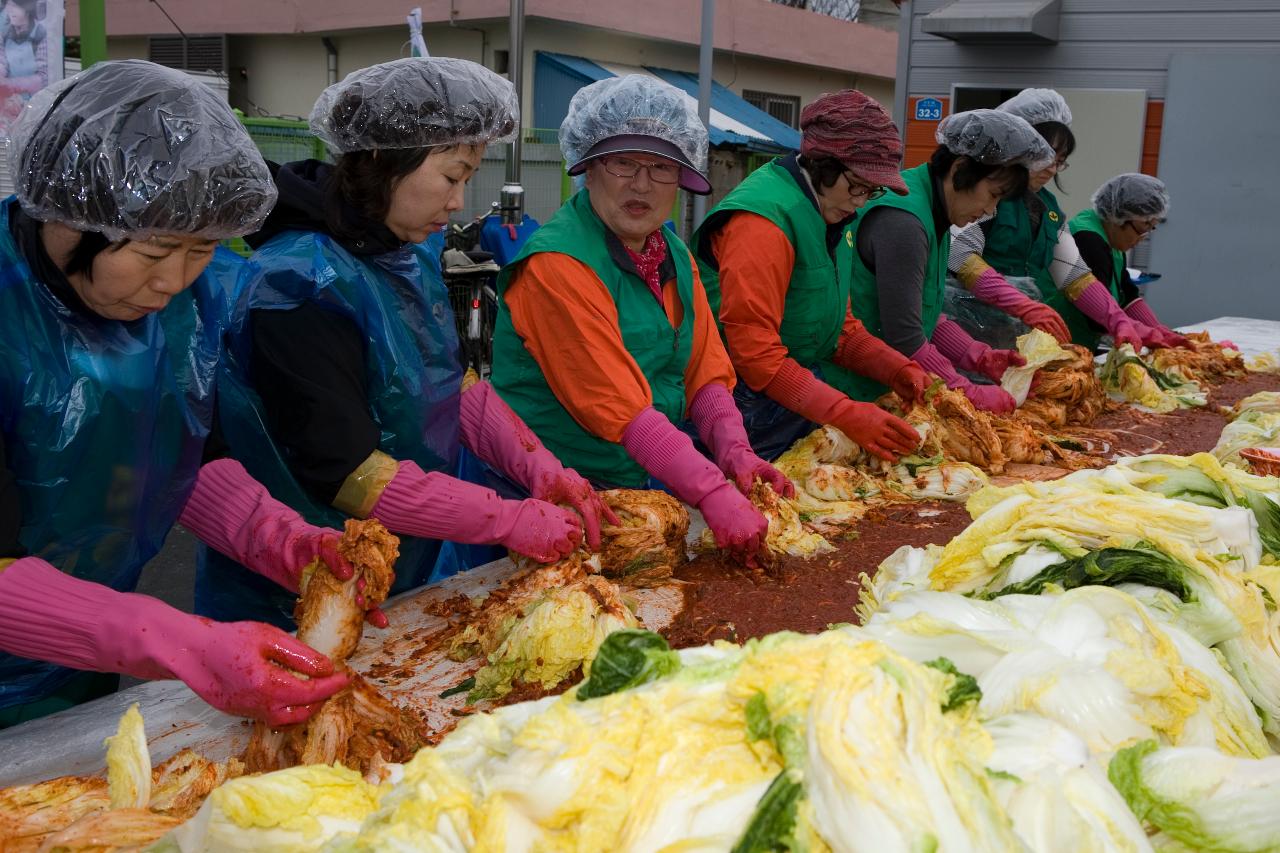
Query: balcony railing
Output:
[[770, 0, 861, 22]]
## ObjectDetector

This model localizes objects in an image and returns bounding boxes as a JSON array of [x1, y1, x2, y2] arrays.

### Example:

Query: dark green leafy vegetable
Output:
[[983, 545, 1193, 602], [439, 676, 475, 699], [575, 629, 680, 701], [731, 769, 804, 853], [924, 657, 982, 712]]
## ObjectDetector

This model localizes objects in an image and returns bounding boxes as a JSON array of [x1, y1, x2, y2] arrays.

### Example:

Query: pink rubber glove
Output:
[[1070, 280, 1144, 349], [688, 382, 794, 498], [1143, 325, 1189, 349], [621, 406, 766, 555], [932, 316, 1026, 383], [370, 462, 581, 562], [957, 383, 1018, 414], [969, 267, 1071, 343], [911, 339, 1017, 414], [0, 558, 349, 725], [179, 459, 353, 595], [459, 381, 617, 548], [1124, 298, 1189, 348]]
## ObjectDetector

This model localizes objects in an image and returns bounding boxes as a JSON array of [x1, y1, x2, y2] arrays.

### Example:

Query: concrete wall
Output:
[[70, 0, 896, 78], [896, 0, 1280, 321], [1144, 52, 1280, 325], [899, 0, 1280, 99], [102, 20, 893, 124]]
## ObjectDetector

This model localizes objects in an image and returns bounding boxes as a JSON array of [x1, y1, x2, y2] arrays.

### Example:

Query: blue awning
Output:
[[643, 66, 802, 152], [534, 51, 800, 154]]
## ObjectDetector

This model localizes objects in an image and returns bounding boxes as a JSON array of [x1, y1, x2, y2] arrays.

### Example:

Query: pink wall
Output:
[[64, 0, 896, 78]]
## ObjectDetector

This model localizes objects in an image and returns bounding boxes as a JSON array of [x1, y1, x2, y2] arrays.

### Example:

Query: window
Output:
[[951, 86, 1022, 114], [743, 90, 802, 129], [148, 35, 227, 73], [493, 49, 510, 75]]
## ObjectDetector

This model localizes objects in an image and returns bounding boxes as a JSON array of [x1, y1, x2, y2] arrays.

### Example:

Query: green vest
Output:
[[1067, 207, 1126, 351], [847, 163, 948, 399], [1069, 207, 1125, 298], [492, 190, 696, 488], [691, 159, 873, 399], [985, 189, 1096, 349]]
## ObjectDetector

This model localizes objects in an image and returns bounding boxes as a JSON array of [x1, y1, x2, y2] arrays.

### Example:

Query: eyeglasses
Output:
[[1051, 157, 1070, 171], [842, 172, 887, 201], [600, 155, 682, 184], [1125, 217, 1164, 236]]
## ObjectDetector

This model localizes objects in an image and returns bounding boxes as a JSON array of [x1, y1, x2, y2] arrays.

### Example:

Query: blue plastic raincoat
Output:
[[198, 229, 466, 628], [0, 198, 236, 709]]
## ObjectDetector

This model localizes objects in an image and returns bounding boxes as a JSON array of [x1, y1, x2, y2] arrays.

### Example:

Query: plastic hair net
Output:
[[936, 109, 1055, 169], [1092, 172, 1171, 224], [311, 57, 519, 153], [7, 59, 276, 241], [559, 75, 708, 172], [997, 88, 1072, 127]]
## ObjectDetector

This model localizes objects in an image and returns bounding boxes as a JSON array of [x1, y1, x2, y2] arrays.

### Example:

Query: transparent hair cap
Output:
[[559, 75, 708, 173], [310, 56, 519, 153], [936, 109, 1055, 170], [7, 59, 276, 241], [997, 88, 1072, 128], [1092, 173, 1171, 223]]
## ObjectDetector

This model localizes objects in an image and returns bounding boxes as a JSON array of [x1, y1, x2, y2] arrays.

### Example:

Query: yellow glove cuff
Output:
[[332, 449, 401, 519]]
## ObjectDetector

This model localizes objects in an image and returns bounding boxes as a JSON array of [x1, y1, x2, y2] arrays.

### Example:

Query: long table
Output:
[[1, 316, 1275, 787], [0, 518, 697, 787]]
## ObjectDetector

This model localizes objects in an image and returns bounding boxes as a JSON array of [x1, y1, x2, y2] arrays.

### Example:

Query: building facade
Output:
[[895, 0, 1280, 326], [66, 0, 897, 225]]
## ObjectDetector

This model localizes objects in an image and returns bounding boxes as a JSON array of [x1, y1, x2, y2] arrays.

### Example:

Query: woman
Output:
[[491, 75, 789, 556], [207, 57, 612, 629], [0, 60, 353, 727], [948, 88, 1178, 351], [690, 89, 926, 462], [0, 0, 46, 96], [1068, 172, 1186, 345], [847, 109, 1055, 414]]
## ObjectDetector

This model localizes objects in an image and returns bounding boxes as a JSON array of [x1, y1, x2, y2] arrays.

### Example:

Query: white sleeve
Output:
[[1048, 220, 1096, 291], [947, 217, 991, 275]]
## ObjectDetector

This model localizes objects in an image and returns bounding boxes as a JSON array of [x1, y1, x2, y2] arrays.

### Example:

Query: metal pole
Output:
[[79, 0, 108, 68], [892, 0, 912, 138], [501, 0, 525, 225], [691, 0, 714, 228]]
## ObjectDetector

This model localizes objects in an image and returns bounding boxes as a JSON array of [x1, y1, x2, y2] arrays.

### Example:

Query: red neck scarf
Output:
[[623, 231, 668, 303]]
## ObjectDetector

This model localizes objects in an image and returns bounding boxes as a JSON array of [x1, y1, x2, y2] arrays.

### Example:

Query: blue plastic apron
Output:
[[0, 198, 227, 709], [199, 229, 473, 628]]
